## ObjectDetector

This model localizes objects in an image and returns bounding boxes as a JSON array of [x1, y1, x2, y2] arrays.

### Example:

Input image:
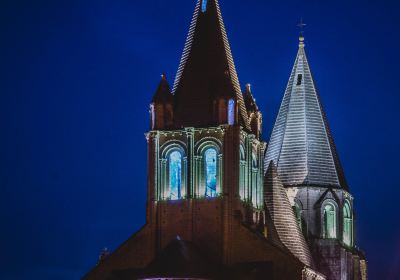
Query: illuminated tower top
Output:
[[264, 35, 348, 189]]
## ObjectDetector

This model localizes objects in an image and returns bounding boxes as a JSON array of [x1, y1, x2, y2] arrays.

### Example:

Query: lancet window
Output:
[[323, 203, 337, 239]]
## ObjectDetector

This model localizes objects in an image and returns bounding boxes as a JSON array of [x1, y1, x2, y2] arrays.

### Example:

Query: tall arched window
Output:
[[323, 203, 337, 239], [204, 148, 217, 197], [169, 151, 182, 200], [343, 201, 353, 246], [239, 145, 246, 200], [228, 99, 235, 125]]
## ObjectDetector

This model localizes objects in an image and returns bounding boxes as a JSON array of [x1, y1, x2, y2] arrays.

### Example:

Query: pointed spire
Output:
[[172, 0, 249, 128], [151, 73, 172, 104], [264, 161, 313, 267], [264, 37, 348, 189], [243, 83, 259, 113]]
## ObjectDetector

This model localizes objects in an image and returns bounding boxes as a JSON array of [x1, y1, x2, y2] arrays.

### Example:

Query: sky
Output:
[[1, 0, 399, 279]]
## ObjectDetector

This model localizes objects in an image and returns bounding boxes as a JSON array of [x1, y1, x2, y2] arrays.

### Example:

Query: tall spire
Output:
[[172, 0, 249, 129], [264, 37, 348, 189]]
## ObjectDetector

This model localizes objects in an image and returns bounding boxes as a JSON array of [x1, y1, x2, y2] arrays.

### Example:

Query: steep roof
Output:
[[172, 0, 249, 129], [264, 37, 348, 189], [264, 161, 313, 267], [243, 83, 259, 113], [151, 74, 172, 104]]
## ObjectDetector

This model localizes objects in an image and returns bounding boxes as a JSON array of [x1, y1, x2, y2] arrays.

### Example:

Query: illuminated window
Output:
[[204, 148, 217, 197], [169, 151, 182, 200], [150, 104, 155, 129], [323, 203, 337, 238], [201, 0, 208, 13], [343, 201, 352, 246], [228, 99, 235, 125]]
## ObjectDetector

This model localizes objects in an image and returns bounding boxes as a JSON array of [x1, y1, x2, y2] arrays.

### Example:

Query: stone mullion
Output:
[[186, 128, 195, 198], [153, 132, 160, 201], [182, 158, 188, 198], [161, 159, 167, 200], [218, 154, 223, 195], [199, 156, 205, 197], [245, 136, 252, 202]]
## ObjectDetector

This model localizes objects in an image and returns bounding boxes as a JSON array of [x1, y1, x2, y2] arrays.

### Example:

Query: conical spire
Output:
[[243, 83, 259, 113], [264, 161, 313, 267], [172, 0, 249, 129], [152, 74, 172, 104], [264, 37, 348, 189]]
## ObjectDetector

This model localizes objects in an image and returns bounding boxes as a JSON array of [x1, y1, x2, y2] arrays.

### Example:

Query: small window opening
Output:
[[201, 0, 208, 13], [296, 74, 303, 86]]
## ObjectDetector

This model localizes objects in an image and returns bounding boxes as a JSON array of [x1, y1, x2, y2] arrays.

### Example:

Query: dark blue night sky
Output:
[[1, 0, 399, 279]]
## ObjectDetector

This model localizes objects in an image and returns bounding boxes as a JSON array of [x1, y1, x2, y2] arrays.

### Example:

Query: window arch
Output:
[[239, 145, 246, 200], [323, 203, 337, 239], [168, 151, 182, 200], [204, 148, 217, 197], [343, 201, 353, 246]]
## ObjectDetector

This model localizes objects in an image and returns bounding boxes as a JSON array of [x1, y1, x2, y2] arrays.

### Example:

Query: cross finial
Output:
[[297, 18, 306, 47], [297, 18, 306, 36]]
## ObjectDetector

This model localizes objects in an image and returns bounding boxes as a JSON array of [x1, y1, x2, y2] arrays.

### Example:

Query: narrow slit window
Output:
[[228, 99, 235, 125], [296, 74, 303, 86], [201, 0, 208, 13]]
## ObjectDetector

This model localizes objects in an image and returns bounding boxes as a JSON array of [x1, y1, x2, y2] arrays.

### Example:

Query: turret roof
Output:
[[172, 0, 249, 129], [264, 37, 348, 189]]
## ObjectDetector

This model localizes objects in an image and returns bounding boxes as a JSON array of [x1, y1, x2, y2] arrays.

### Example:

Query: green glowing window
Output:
[[323, 203, 337, 239], [204, 148, 217, 197], [343, 201, 352, 246], [169, 151, 182, 200]]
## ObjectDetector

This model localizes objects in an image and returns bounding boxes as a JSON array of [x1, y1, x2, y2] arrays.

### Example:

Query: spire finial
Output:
[[297, 18, 306, 47], [246, 83, 251, 92]]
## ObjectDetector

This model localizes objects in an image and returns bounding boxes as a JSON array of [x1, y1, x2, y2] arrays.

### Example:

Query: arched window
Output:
[[201, 0, 208, 13], [323, 203, 337, 239], [169, 151, 182, 200], [204, 148, 217, 197], [228, 99, 235, 125], [239, 145, 246, 200], [343, 201, 353, 246]]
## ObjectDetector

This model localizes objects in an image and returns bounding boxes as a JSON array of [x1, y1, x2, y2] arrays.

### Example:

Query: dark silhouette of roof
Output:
[[151, 74, 172, 104], [172, 0, 249, 129]]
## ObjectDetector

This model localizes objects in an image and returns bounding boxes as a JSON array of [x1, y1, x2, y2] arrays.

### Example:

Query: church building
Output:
[[82, 0, 367, 279]]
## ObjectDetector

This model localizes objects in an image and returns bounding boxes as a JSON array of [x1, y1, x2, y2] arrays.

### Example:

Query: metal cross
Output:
[[297, 18, 307, 36]]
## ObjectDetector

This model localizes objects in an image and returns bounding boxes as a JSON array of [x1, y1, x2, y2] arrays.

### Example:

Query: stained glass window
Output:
[[205, 148, 217, 197], [323, 203, 336, 238], [169, 151, 182, 200], [201, 0, 208, 13], [228, 99, 235, 125], [343, 202, 352, 246]]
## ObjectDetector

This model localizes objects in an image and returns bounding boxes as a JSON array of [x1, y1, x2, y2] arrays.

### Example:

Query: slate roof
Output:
[[172, 0, 250, 129], [264, 161, 313, 267], [264, 37, 348, 189]]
